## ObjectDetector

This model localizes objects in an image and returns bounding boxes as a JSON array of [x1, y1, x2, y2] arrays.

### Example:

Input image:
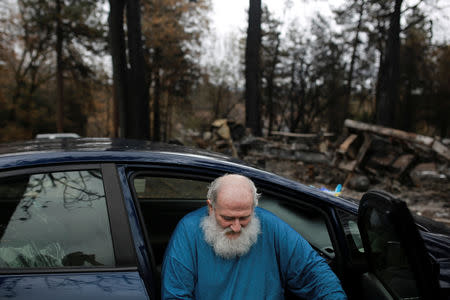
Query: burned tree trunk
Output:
[[245, 0, 262, 136], [376, 0, 402, 127], [108, 0, 149, 139], [126, 0, 150, 139], [108, 0, 128, 137], [56, 0, 64, 133]]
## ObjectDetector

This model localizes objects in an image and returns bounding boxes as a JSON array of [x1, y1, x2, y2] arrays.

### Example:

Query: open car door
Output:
[[357, 190, 443, 300]]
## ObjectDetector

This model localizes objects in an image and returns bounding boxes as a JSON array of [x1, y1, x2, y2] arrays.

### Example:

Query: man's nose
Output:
[[230, 219, 241, 232]]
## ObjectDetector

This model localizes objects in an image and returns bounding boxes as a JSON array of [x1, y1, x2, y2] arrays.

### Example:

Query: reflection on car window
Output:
[[259, 195, 335, 259], [336, 209, 364, 254], [0, 170, 115, 269]]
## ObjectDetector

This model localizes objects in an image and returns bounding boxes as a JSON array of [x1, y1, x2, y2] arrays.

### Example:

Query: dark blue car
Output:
[[0, 138, 448, 299]]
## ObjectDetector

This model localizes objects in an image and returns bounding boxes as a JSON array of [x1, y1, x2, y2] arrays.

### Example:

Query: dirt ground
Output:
[[253, 157, 450, 226]]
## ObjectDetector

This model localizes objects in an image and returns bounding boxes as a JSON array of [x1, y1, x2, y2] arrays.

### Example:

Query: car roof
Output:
[[0, 137, 238, 165], [0, 138, 282, 181], [0, 138, 231, 157], [0, 138, 255, 174]]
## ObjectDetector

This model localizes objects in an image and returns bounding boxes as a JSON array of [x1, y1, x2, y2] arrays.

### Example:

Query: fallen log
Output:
[[431, 140, 450, 161], [337, 134, 358, 157], [344, 119, 449, 161], [270, 131, 335, 138], [344, 119, 434, 146]]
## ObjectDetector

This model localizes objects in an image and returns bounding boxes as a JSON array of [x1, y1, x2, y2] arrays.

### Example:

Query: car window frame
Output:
[[0, 163, 137, 274]]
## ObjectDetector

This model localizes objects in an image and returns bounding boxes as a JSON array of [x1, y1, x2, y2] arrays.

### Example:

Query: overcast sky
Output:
[[209, 0, 449, 41], [210, 0, 340, 36]]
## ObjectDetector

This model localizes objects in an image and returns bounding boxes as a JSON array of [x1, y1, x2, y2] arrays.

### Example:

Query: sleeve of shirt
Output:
[[277, 220, 347, 300], [161, 219, 197, 300]]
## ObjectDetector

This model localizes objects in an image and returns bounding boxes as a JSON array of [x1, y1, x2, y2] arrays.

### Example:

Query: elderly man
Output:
[[161, 174, 347, 299]]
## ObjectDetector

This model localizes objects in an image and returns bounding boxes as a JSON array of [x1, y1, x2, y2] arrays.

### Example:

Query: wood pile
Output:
[[335, 119, 450, 189]]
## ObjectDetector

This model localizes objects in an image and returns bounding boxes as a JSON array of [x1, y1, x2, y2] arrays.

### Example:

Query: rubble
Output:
[[409, 163, 447, 187], [190, 119, 449, 224], [336, 119, 449, 186], [207, 119, 239, 157]]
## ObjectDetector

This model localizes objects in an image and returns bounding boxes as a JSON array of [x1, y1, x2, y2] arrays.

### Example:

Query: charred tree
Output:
[[108, 0, 127, 138], [245, 0, 262, 136], [376, 0, 403, 127], [153, 47, 162, 142], [108, 0, 150, 139], [126, 0, 150, 139], [56, 0, 64, 132]]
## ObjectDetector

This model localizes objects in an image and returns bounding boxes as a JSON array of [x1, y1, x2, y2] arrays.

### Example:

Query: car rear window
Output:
[[0, 170, 115, 269]]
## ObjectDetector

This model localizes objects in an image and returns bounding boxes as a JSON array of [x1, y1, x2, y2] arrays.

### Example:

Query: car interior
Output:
[[131, 173, 338, 299]]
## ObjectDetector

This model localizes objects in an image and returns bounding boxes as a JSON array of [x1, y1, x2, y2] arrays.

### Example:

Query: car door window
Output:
[[0, 170, 115, 269], [336, 208, 364, 255], [259, 195, 335, 259]]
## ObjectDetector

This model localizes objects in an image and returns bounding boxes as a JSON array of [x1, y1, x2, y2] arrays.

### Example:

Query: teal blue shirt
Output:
[[161, 207, 346, 299]]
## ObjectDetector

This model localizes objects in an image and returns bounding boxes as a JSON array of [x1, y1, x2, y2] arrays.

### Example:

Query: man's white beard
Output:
[[201, 212, 261, 259]]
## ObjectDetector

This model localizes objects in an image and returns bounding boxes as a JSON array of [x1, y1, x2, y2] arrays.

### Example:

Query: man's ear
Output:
[[207, 199, 213, 214]]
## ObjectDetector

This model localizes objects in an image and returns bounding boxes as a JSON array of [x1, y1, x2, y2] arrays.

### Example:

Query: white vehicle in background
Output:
[[35, 133, 81, 139]]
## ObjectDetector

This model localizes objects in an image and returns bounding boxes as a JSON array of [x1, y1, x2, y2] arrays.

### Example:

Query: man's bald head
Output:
[[207, 174, 259, 209]]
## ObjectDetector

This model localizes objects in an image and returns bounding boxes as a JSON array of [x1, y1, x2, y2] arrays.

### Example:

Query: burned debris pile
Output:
[[335, 119, 449, 190], [185, 118, 449, 223], [333, 120, 449, 223]]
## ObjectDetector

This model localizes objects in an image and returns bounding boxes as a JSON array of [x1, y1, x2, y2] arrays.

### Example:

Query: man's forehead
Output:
[[219, 174, 252, 190], [216, 184, 253, 208], [218, 179, 252, 197]]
